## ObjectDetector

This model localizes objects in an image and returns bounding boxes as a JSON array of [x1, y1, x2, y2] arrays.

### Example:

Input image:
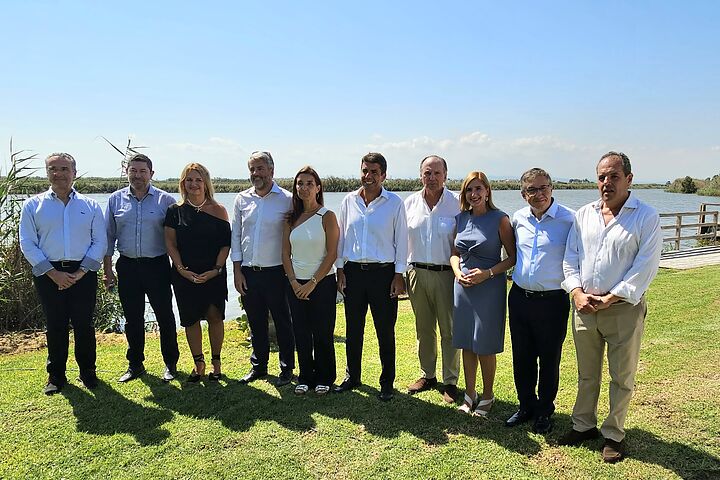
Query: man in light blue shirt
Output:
[[507, 168, 574, 434], [104, 154, 180, 383], [19, 152, 107, 395]]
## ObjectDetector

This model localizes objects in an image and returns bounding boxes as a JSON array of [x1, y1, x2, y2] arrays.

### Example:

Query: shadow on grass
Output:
[[62, 380, 173, 446]]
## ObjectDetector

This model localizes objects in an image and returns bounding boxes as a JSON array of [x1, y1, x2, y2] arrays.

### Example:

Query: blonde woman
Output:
[[451, 171, 516, 416], [164, 163, 231, 382]]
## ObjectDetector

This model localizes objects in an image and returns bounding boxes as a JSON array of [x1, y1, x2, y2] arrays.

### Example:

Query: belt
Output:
[[346, 261, 394, 271], [411, 262, 452, 272], [513, 283, 566, 299], [50, 260, 82, 272], [243, 264, 283, 272], [120, 255, 166, 263]]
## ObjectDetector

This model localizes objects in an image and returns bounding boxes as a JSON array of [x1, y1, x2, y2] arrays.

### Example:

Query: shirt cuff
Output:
[[80, 256, 102, 273], [230, 252, 242, 262], [561, 276, 582, 293], [610, 281, 639, 305], [32, 260, 54, 277]]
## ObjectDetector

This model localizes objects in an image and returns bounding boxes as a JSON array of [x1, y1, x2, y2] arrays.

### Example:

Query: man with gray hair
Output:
[[404, 155, 461, 403], [232, 151, 295, 386], [507, 168, 574, 434], [19, 153, 107, 395], [560, 152, 662, 463]]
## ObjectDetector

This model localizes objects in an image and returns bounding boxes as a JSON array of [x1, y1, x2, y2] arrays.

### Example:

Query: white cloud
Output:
[[510, 135, 578, 152], [459, 131, 491, 145], [711, 145, 720, 152]]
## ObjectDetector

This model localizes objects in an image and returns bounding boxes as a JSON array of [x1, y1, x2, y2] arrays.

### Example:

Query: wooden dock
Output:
[[660, 245, 720, 269], [659, 202, 720, 269]]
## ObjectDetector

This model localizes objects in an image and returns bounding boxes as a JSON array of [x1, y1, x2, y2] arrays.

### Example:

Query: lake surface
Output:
[[89, 188, 719, 323]]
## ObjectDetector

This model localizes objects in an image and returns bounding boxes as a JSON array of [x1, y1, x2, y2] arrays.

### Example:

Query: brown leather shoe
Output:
[[558, 427, 600, 446], [602, 438, 625, 463], [442, 384, 460, 403], [407, 377, 437, 394]]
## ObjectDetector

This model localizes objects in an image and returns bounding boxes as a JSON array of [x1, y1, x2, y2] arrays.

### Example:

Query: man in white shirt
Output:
[[560, 152, 662, 463], [404, 155, 461, 403], [507, 168, 574, 434], [19, 153, 107, 395], [231, 151, 295, 386], [334, 152, 408, 401]]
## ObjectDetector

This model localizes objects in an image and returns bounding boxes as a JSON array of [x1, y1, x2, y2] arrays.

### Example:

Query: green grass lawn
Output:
[[1, 266, 719, 479]]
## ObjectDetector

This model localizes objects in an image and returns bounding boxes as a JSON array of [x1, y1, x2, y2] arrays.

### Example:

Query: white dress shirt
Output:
[[19, 188, 107, 276], [335, 187, 408, 274], [231, 181, 292, 267], [561, 193, 662, 305], [512, 199, 575, 291], [404, 187, 459, 266]]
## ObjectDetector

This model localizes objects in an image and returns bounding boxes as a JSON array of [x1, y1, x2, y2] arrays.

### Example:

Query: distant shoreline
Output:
[[8, 176, 671, 195]]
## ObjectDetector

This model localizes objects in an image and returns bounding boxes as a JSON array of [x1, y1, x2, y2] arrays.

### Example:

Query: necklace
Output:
[[186, 198, 207, 212]]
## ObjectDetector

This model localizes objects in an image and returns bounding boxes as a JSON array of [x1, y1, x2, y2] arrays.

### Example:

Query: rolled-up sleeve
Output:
[[81, 202, 107, 272], [561, 217, 582, 293]]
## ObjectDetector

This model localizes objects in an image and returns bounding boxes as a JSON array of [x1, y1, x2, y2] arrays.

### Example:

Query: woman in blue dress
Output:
[[451, 171, 516, 416]]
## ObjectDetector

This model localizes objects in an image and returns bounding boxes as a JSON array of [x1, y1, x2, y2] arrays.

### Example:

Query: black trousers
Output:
[[116, 255, 179, 368], [241, 266, 295, 372], [343, 262, 397, 391], [508, 283, 570, 416], [287, 274, 337, 387], [34, 265, 97, 385]]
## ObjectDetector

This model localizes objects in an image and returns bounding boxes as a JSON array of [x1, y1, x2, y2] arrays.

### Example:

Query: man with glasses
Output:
[[20, 153, 107, 395], [103, 153, 180, 383], [559, 152, 662, 463], [506, 168, 574, 433], [232, 151, 295, 386], [404, 155, 461, 403]]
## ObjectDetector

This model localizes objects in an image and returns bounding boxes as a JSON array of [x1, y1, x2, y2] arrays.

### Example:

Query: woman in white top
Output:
[[282, 166, 340, 395]]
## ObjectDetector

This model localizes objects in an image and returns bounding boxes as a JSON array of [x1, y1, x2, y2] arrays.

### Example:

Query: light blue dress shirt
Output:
[[19, 188, 107, 276], [512, 199, 575, 291], [105, 185, 177, 258]]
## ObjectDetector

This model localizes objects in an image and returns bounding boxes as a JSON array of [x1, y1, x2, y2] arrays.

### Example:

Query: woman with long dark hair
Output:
[[281, 166, 339, 395]]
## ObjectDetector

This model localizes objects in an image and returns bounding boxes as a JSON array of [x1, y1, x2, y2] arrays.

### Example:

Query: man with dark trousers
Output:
[[334, 152, 408, 401], [507, 168, 574, 433], [20, 152, 107, 395], [232, 151, 295, 386], [104, 153, 180, 382]]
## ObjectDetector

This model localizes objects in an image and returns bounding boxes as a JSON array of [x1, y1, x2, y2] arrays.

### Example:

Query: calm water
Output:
[[90, 188, 719, 322]]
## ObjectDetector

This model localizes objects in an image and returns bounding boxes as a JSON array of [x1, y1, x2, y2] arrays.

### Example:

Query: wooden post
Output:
[[675, 214, 682, 251]]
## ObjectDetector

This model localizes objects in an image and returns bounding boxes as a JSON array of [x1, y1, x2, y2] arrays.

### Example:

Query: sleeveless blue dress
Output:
[[452, 209, 507, 355]]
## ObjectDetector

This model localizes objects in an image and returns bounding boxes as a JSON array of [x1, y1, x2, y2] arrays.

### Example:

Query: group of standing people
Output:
[[19, 149, 661, 463]]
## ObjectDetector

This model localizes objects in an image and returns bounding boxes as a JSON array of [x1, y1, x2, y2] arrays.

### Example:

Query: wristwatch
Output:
[[214, 265, 224, 274]]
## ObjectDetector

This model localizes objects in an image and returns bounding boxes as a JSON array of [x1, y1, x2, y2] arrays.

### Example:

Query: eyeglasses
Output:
[[46, 166, 73, 173], [524, 184, 551, 196]]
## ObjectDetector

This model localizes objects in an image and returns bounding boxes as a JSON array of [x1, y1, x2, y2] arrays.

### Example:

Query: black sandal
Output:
[[208, 353, 221, 381], [187, 353, 205, 383]]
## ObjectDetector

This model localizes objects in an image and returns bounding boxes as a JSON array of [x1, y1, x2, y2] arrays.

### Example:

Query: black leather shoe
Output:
[[333, 378, 360, 393], [162, 365, 177, 382], [276, 370, 293, 387], [602, 438, 625, 463], [43, 380, 63, 395], [239, 368, 267, 384], [558, 427, 600, 446], [118, 365, 145, 383], [505, 409, 533, 427], [78, 373, 98, 390], [532, 415, 553, 434], [378, 389, 394, 402]]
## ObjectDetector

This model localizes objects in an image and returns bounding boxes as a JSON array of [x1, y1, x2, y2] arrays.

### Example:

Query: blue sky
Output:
[[1, 1, 718, 182]]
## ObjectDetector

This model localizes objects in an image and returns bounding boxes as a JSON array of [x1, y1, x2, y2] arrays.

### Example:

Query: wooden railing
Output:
[[660, 203, 720, 250]]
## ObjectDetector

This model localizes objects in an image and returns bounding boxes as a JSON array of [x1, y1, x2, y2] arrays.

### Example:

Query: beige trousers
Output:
[[571, 297, 647, 442], [406, 267, 460, 385]]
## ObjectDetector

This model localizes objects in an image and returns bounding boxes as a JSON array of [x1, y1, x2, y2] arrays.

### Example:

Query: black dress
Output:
[[164, 203, 231, 327]]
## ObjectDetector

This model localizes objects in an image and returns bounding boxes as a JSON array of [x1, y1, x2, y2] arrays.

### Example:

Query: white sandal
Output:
[[458, 392, 479, 414], [314, 385, 330, 395], [473, 396, 495, 417], [294, 384, 309, 395]]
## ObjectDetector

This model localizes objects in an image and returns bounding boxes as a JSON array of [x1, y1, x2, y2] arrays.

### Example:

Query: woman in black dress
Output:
[[164, 163, 231, 381]]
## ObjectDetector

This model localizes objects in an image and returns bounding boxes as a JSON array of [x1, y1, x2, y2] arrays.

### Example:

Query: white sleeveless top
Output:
[[290, 207, 335, 280]]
